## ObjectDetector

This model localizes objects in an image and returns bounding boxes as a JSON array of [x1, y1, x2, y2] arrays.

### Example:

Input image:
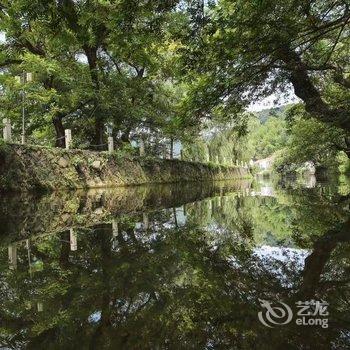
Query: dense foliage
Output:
[[0, 0, 189, 150], [0, 0, 349, 167], [183, 0, 350, 131]]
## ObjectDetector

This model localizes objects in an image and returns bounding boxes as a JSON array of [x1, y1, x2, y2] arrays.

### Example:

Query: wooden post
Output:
[[26, 72, 33, 82], [143, 213, 149, 230], [65, 129, 72, 150], [8, 244, 17, 270], [111, 219, 118, 250], [180, 150, 183, 161], [25, 239, 33, 277], [3, 118, 11, 142], [112, 219, 118, 237], [37, 302, 43, 312], [208, 199, 212, 214], [108, 136, 114, 153], [70, 229, 77, 251], [139, 139, 145, 156]]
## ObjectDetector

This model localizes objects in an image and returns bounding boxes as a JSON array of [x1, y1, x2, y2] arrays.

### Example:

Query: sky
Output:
[[248, 90, 299, 112]]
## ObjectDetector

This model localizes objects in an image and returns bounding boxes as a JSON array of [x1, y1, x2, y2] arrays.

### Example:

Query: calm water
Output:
[[0, 177, 350, 349]]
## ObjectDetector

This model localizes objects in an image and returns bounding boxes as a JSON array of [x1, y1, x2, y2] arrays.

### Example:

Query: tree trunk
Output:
[[277, 46, 350, 132], [58, 2, 105, 149], [344, 136, 350, 158], [52, 113, 65, 148], [298, 218, 350, 299], [94, 116, 104, 150], [170, 138, 174, 159], [84, 45, 105, 150]]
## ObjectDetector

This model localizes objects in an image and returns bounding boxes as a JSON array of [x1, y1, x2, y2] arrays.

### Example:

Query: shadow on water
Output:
[[0, 176, 350, 349]]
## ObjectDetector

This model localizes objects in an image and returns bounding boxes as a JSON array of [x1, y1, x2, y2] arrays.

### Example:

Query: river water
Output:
[[0, 176, 350, 349]]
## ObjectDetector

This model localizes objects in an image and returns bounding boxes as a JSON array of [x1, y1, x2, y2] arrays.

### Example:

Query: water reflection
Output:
[[0, 178, 349, 349]]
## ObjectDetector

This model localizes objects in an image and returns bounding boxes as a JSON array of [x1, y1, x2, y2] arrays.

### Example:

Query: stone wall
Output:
[[0, 144, 250, 192]]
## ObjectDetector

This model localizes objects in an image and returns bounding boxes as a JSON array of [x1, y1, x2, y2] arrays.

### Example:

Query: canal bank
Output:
[[0, 144, 250, 192]]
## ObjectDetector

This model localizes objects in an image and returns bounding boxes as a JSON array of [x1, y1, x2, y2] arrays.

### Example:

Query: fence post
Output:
[[65, 129, 72, 150], [143, 213, 149, 230], [8, 244, 17, 270], [3, 118, 12, 142], [112, 219, 118, 237], [37, 302, 44, 312], [108, 136, 114, 153], [139, 139, 145, 156], [70, 228, 77, 251]]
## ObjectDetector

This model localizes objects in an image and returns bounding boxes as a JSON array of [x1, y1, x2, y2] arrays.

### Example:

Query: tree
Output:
[[247, 116, 288, 159], [274, 104, 347, 172], [0, 0, 96, 146], [182, 111, 288, 164], [0, 0, 183, 149], [182, 0, 350, 137]]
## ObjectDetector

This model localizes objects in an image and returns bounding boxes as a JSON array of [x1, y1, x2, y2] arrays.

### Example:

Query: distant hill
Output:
[[255, 104, 294, 123]]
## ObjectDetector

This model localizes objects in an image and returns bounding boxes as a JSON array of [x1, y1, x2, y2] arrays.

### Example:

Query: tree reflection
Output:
[[0, 182, 349, 349]]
